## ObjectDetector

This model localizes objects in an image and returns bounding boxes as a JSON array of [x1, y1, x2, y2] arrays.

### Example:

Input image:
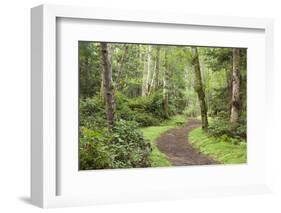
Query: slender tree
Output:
[[227, 59, 233, 115], [141, 45, 152, 96], [148, 46, 160, 95], [149, 62, 155, 93], [163, 48, 169, 118], [142, 46, 148, 96], [100, 42, 115, 129], [154, 46, 161, 90], [230, 48, 241, 123], [191, 47, 208, 129], [116, 44, 129, 89], [146, 45, 152, 93]]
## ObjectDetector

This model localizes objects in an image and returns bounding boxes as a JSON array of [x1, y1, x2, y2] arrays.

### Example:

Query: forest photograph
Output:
[[79, 41, 247, 170]]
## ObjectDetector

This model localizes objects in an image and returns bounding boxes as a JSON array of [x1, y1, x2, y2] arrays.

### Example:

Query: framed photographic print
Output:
[[31, 4, 274, 208]]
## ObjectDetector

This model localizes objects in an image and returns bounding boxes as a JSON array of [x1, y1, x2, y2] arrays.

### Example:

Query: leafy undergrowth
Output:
[[188, 128, 247, 164], [140, 115, 186, 167]]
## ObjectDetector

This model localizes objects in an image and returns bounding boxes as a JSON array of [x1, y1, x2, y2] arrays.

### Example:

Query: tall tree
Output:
[[230, 48, 241, 123], [148, 61, 156, 95], [163, 48, 169, 118], [146, 45, 152, 93], [142, 45, 152, 96], [191, 47, 208, 129], [100, 42, 115, 129], [115, 44, 129, 89], [148, 46, 160, 95], [141, 46, 148, 96], [153, 46, 161, 90]]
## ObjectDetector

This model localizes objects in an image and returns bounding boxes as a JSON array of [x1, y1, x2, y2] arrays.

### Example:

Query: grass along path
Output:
[[188, 128, 247, 164], [140, 115, 186, 167]]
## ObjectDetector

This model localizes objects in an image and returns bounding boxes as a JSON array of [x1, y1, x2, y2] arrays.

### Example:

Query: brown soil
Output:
[[156, 119, 218, 166]]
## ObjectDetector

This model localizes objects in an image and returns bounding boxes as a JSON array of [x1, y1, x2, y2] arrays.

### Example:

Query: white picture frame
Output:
[[31, 4, 274, 208]]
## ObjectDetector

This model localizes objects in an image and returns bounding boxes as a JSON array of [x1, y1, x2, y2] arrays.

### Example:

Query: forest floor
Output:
[[156, 119, 219, 166]]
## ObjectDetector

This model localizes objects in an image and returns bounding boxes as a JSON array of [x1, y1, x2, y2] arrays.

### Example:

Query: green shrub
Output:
[[79, 128, 114, 170], [208, 118, 247, 140], [79, 96, 107, 129], [183, 105, 199, 117], [79, 120, 152, 170], [127, 91, 166, 119], [207, 88, 230, 117], [167, 104, 178, 116], [132, 112, 160, 127], [116, 101, 134, 121], [111, 120, 152, 168], [115, 93, 161, 126], [170, 92, 187, 114], [80, 96, 105, 116], [80, 92, 177, 128]]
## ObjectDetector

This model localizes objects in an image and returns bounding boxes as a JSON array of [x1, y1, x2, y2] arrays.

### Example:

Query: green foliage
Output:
[[114, 92, 134, 120], [133, 112, 160, 127], [110, 120, 152, 168], [79, 128, 114, 170], [189, 127, 247, 164], [79, 120, 152, 170], [207, 118, 247, 140], [125, 91, 170, 126], [112, 44, 143, 93], [79, 96, 106, 130], [128, 91, 165, 117], [80, 91, 170, 128], [170, 92, 188, 114], [207, 88, 230, 117], [199, 47, 232, 72], [116, 91, 165, 126], [79, 42, 102, 97], [183, 104, 199, 117]]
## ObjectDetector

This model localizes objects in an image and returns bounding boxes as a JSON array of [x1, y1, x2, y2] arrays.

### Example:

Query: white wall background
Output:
[[0, 0, 280, 212]]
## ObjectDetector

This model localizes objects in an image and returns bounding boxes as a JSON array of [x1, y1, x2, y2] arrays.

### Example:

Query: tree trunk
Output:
[[116, 44, 129, 89], [148, 46, 161, 95], [141, 45, 152, 96], [147, 45, 152, 91], [226, 66, 233, 117], [163, 48, 169, 118], [100, 42, 115, 129], [230, 48, 241, 123], [142, 46, 148, 96], [191, 47, 208, 129], [148, 61, 156, 95], [155, 46, 161, 89]]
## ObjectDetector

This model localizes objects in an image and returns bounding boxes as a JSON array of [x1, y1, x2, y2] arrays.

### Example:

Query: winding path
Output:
[[156, 119, 218, 166]]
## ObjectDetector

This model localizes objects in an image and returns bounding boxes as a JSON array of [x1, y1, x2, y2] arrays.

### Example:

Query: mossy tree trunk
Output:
[[227, 59, 233, 116], [191, 47, 208, 129], [230, 48, 241, 123], [100, 42, 116, 129]]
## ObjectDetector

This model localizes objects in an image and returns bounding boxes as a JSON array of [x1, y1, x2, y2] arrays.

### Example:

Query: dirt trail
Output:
[[156, 119, 218, 166]]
